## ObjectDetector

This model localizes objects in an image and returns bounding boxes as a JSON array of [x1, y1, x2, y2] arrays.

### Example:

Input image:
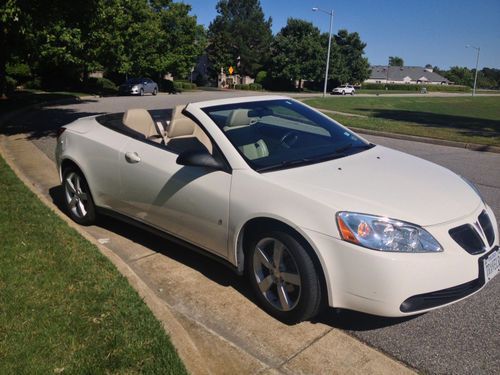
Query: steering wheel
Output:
[[280, 131, 299, 149]]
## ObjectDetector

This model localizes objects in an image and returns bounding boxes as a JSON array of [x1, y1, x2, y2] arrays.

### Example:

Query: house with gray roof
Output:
[[365, 66, 449, 85]]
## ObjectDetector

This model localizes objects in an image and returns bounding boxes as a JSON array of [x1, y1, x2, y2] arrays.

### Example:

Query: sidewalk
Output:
[[0, 133, 416, 374]]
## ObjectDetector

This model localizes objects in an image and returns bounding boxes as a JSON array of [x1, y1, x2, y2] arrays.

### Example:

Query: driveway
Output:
[[1, 92, 499, 375]]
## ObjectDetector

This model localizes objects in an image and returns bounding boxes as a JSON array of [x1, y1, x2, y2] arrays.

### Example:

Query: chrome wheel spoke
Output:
[[277, 283, 291, 311], [281, 272, 300, 286], [69, 196, 78, 209], [75, 175, 82, 193], [65, 177, 76, 194], [258, 275, 274, 293], [256, 247, 273, 270], [273, 241, 284, 268], [77, 200, 87, 217]]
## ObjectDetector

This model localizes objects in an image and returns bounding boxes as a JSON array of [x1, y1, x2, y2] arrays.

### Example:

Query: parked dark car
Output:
[[119, 78, 158, 96]]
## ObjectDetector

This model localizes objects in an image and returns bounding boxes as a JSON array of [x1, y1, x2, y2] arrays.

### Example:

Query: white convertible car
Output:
[[55, 96, 499, 322]]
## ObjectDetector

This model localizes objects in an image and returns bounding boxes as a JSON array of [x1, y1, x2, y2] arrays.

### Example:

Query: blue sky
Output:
[[179, 0, 500, 69]]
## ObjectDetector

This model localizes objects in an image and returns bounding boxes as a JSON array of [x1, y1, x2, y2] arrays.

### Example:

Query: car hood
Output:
[[264, 145, 480, 226]]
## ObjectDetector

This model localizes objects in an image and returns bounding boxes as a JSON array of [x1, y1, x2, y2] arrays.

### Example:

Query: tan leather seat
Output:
[[224, 108, 256, 130], [123, 108, 162, 142], [167, 105, 213, 154], [223, 108, 269, 160]]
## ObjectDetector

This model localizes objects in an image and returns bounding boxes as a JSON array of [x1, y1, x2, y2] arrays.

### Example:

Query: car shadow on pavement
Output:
[[49, 183, 419, 331], [0, 100, 100, 140]]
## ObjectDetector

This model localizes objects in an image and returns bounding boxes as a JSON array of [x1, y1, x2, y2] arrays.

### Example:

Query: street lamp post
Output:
[[312, 7, 334, 97], [466, 44, 480, 97]]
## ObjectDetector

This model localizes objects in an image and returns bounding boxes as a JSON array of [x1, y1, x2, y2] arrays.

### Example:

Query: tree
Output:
[[389, 56, 404, 67], [153, 1, 206, 79], [444, 66, 474, 86], [269, 19, 324, 87], [330, 29, 370, 85], [207, 0, 272, 77]]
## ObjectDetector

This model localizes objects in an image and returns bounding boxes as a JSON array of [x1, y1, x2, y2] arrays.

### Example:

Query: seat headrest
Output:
[[225, 109, 253, 128], [168, 105, 196, 138], [123, 108, 156, 138]]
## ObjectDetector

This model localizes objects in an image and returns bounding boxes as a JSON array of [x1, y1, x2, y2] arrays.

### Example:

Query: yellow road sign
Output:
[[228, 66, 234, 75]]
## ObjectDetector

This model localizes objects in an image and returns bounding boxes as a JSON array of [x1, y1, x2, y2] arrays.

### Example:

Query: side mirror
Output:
[[176, 150, 225, 170]]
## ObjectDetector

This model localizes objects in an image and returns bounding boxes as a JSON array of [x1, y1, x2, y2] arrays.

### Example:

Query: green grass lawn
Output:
[[0, 156, 186, 374], [304, 96, 500, 146]]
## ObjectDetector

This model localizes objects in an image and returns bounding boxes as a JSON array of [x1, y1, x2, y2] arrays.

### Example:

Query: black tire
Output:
[[62, 167, 96, 225], [350, 91, 355, 96], [140, 88, 144, 96], [153, 87, 158, 96], [342, 90, 346, 95], [246, 230, 322, 323]]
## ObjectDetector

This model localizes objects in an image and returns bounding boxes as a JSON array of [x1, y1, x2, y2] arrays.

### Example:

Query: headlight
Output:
[[460, 175, 485, 203], [336, 212, 443, 253]]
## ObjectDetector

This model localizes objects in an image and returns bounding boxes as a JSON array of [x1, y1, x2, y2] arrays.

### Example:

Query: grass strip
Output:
[[305, 97, 500, 147], [0, 155, 186, 375]]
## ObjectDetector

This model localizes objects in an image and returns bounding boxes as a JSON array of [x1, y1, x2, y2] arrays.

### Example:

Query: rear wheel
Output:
[[246, 230, 322, 323], [62, 167, 96, 225]]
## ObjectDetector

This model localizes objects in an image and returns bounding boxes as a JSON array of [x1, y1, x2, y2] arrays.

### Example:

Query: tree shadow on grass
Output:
[[354, 108, 500, 138]]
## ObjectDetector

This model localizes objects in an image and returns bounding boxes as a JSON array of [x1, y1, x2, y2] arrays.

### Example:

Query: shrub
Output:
[[248, 83, 262, 91], [234, 84, 250, 90], [5, 76, 17, 94], [6, 63, 31, 84], [24, 78, 42, 90], [361, 83, 470, 92], [83, 77, 117, 95], [255, 71, 267, 84], [173, 81, 184, 92]]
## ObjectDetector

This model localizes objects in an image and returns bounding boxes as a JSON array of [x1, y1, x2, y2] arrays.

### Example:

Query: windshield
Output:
[[202, 99, 373, 172]]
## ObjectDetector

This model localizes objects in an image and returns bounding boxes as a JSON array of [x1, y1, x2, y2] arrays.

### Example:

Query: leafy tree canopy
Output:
[[207, 0, 272, 77], [389, 56, 404, 66]]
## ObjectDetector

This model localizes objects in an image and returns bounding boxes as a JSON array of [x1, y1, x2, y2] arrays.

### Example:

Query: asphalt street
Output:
[[3, 92, 499, 374]]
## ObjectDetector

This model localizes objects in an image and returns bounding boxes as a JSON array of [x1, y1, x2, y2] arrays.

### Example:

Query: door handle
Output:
[[125, 152, 141, 163]]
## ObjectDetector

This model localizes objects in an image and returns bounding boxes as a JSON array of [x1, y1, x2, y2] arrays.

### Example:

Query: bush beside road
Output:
[[0, 155, 186, 374]]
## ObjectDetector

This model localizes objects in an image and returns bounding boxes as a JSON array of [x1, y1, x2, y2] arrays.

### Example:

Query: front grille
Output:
[[478, 211, 495, 246], [449, 224, 486, 255]]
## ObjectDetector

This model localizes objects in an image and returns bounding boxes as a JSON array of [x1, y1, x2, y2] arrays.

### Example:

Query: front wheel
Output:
[[152, 87, 158, 96], [140, 88, 144, 96], [342, 90, 346, 95], [246, 230, 323, 323], [62, 167, 96, 225]]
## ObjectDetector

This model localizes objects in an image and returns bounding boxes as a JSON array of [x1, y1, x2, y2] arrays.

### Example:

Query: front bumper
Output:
[[304, 205, 499, 317]]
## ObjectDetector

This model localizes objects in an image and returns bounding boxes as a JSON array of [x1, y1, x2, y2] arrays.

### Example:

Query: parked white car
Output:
[[331, 84, 355, 95], [55, 96, 499, 323]]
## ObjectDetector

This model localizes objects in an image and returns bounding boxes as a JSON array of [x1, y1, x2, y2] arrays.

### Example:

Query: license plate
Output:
[[483, 247, 500, 283]]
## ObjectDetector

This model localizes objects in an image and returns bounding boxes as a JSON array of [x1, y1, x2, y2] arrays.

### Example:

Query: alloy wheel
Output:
[[64, 171, 89, 219], [252, 237, 302, 311]]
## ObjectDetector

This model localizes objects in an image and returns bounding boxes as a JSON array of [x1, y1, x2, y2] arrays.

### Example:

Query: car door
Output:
[[118, 136, 231, 257]]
